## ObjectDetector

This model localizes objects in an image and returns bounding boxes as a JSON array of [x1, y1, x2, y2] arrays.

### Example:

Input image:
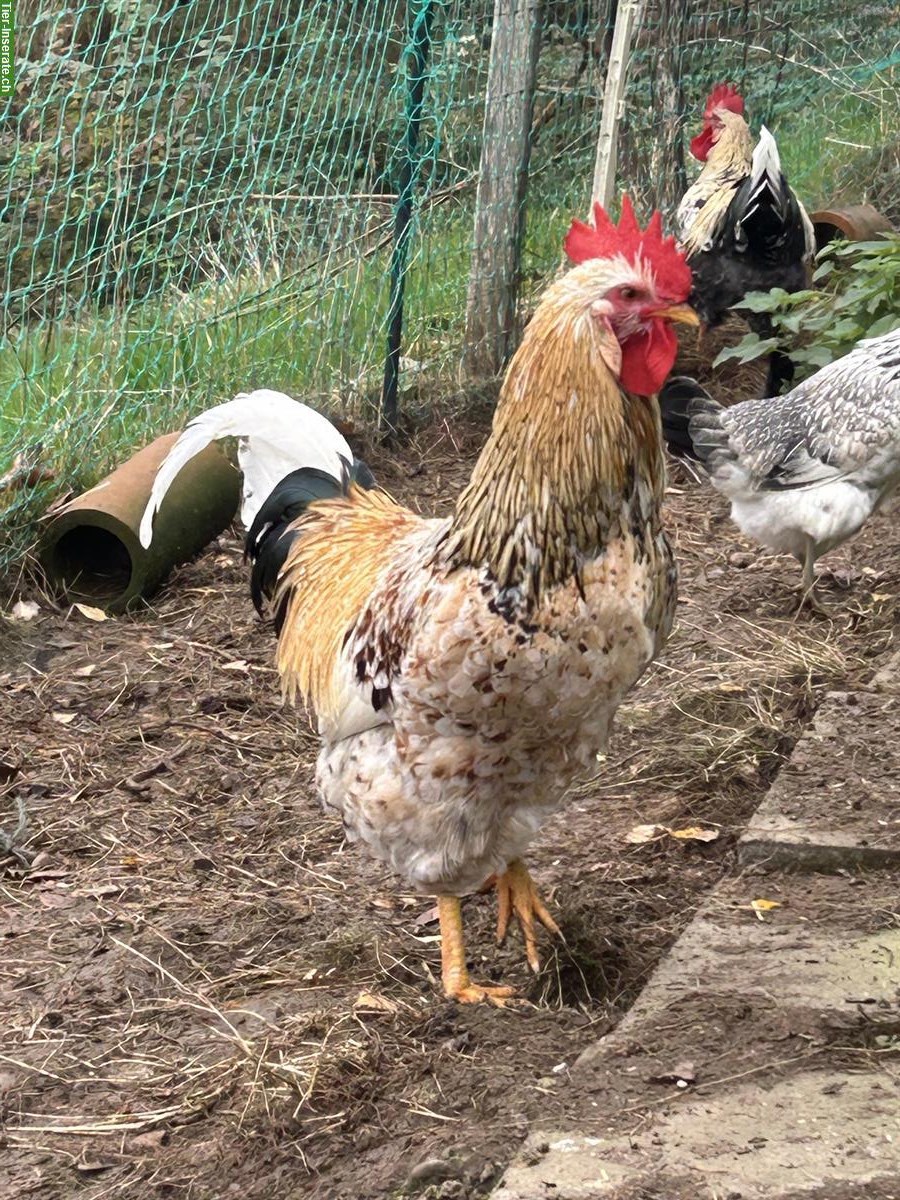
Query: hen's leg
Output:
[[494, 860, 562, 973], [797, 540, 829, 615], [437, 896, 515, 1005]]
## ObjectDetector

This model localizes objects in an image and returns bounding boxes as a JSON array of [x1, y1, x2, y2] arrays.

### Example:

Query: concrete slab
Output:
[[491, 870, 900, 1200], [739, 692, 900, 871], [573, 870, 900, 1070], [493, 1072, 900, 1199], [871, 649, 900, 694], [492, 653, 900, 1200]]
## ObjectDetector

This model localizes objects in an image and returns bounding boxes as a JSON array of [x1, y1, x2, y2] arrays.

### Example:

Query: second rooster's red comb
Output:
[[563, 196, 692, 299], [703, 82, 745, 120]]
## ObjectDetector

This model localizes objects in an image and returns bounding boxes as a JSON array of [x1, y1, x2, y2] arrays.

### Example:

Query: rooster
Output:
[[659, 325, 900, 610], [677, 83, 816, 398], [140, 199, 697, 1004]]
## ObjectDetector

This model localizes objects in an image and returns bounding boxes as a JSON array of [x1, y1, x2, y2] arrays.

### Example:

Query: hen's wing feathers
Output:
[[689, 327, 900, 495]]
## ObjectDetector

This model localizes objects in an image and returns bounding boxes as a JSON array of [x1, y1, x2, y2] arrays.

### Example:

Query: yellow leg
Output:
[[494, 860, 562, 973], [437, 895, 516, 1006]]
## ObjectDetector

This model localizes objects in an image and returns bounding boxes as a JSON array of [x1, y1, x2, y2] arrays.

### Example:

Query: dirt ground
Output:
[[1, 406, 899, 1200]]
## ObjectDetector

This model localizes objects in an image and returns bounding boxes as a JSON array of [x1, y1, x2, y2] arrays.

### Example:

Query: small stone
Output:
[[406, 1158, 460, 1192], [729, 551, 755, 568], [436, 1183, 464, 1200]]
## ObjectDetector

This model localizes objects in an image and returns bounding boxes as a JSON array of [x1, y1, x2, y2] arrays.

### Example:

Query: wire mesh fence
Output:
[[1, 0, 897, 571]]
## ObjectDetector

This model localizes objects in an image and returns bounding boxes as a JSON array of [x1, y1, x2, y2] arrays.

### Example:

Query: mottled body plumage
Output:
[[278, 267, 678, 894]]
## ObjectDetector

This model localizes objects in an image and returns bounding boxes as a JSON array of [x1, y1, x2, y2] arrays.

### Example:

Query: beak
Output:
[[651, 303, 700, 327]]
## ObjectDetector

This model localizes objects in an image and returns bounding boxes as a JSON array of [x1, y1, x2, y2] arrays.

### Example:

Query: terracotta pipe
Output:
[[809, 203, 896, 254], [40, 433, 240, 613]]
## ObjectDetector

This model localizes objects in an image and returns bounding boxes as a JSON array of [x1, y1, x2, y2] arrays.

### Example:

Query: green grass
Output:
[[773, 80, 898, 206], [0, 182, 592, 567], [2, 71, 898, 571]]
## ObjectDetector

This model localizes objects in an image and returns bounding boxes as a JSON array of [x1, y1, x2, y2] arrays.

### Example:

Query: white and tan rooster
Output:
[[141, 199, 698, 1003]]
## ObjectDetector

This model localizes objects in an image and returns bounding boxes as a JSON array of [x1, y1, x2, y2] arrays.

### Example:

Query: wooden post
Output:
[[462, 0, 544, 381], [591, 0, 644, 211]]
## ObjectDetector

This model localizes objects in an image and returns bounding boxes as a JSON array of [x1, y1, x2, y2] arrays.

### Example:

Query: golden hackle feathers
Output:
[[444, 265, 667, 593], [679, 110, 754, 258], [275, 486, 424, 717]]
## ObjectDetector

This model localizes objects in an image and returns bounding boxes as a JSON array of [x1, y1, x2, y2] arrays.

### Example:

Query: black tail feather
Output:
[[659, 376, 716, 460], [245, 458, 375, 627]]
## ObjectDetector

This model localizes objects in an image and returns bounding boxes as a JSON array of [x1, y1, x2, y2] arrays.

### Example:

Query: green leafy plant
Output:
[[714, 235, 900, 381]]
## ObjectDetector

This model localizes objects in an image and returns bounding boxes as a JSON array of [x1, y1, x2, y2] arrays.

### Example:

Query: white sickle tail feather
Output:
[[138, 389, 355, 549]]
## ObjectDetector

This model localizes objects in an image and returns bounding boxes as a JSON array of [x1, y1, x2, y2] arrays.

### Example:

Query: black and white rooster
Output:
[[676, 83, 816, 398]]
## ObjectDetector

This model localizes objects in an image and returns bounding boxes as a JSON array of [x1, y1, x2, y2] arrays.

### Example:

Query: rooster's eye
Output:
[[620, 286, 639, 300]]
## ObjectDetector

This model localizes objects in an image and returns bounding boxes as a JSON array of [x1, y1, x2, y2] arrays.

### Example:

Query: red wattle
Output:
[[689, 125, 714, 162], [618, 321, 678, 397]]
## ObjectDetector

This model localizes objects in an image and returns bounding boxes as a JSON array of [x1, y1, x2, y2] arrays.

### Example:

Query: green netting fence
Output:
[[1, 0, 898, 571]]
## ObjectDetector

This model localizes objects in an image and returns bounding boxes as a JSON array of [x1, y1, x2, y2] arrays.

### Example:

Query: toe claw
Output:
[[492, 860, 561, 974], [453, 983, 517, 1007]]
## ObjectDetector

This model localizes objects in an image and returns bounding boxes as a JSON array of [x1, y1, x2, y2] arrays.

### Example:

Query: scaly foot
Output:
[[795, 582, 832, 617], [437, 895, 516, 1006], [450, 981, 518, 1006], [494, 859, 562, 973]]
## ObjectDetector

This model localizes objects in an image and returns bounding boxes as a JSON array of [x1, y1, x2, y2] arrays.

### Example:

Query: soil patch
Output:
[[1, 411, 899, 1199]]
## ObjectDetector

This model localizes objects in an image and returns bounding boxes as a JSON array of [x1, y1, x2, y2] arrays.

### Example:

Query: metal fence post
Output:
[[380, 0, 436, 438]]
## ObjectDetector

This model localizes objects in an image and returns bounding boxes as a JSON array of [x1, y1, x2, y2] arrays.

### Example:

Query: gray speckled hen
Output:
[[660, 326, 900, 607]]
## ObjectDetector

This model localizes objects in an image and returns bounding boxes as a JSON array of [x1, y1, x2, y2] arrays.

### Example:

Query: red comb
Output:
[[703, 82, 744, 120], [563, 196, 692, 300]]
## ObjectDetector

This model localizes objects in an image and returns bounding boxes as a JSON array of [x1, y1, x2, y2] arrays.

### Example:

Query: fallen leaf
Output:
[[221, 659, 249, 672], [130, 1129, 168, 1152], [354, 991, 400, 1015], [751, 898, 781, 921], [73, 603, 108, 622], [73, 663, 97, 677], [79, 884, 124, 899], [414, 903, 440, 926], [650, 1059, 697, 1086], [871, 593, 893, 603], [75, 1160, 113, 1174], [11, 599, 40, 621], [52, 711, 76, 725], [668, 826, 720, 843], [625, 823, 665, 844]]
